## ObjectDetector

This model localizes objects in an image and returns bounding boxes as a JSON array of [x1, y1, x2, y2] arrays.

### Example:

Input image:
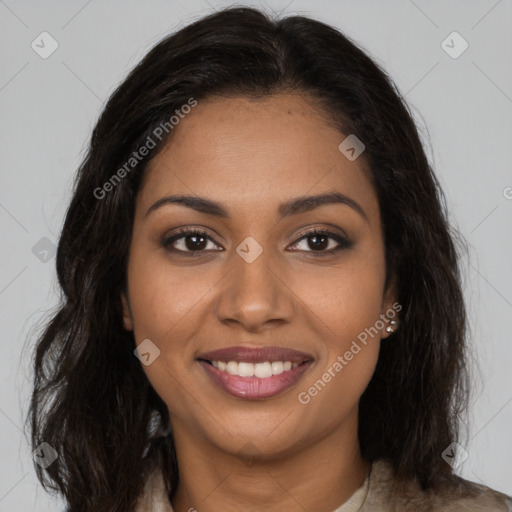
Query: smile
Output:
[[210, 360, 298, 377], [196, 345, 314, 400]]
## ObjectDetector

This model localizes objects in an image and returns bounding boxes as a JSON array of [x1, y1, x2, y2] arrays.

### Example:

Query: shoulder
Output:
[[363, 459, 512, 512]]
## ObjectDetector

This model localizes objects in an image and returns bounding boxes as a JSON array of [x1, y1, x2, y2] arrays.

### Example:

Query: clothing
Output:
[[135, 459, 512, 511]]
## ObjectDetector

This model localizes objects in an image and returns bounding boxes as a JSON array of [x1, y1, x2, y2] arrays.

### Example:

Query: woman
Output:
[[27, 6, 512, 512]]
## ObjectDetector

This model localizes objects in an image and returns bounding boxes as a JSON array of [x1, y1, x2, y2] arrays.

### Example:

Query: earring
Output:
[[385, 319, 398, 333]]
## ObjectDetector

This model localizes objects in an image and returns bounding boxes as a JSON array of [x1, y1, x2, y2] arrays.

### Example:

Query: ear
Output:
[[121, 291, 133, 331], [380, 276, 400, 340]]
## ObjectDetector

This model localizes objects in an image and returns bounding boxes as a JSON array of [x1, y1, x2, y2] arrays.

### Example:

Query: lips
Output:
[[196, 345, 314, 400], [197, 345, 313, 364]]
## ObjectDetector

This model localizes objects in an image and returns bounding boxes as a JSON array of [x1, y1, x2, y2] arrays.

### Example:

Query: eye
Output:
[[162, 227, 353, 256], [288, 228, 353, 256], [162, 228, 222, 255]]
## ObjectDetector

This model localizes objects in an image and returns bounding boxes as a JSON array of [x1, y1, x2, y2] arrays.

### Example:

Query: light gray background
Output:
[[1, 1, 511, 510]]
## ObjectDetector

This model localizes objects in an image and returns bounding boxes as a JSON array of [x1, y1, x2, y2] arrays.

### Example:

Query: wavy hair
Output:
[[26, 6, 471, 511]]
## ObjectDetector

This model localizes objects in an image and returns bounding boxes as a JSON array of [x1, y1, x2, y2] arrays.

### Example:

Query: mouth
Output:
[[196, 345, 315, 400]]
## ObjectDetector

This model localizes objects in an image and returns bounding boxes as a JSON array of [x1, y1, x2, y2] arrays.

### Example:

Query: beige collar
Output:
[[135, 463, 372, 512], [135, 459, 512, 511]]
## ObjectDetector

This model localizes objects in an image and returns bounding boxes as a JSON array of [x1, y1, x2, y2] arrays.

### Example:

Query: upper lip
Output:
[[196, 345, 314, 364]]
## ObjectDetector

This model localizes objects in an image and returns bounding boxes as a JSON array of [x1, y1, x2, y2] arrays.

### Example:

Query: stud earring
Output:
[[385, 319, 398, 333]]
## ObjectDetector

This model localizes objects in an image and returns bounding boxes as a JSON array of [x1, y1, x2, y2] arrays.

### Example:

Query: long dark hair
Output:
[[26, 6, 472, 511]]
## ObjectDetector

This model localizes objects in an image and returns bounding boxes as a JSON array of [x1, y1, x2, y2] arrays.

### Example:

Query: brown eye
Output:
[[162, 227, 353, 257], [289, 229, 353, 255], [162, 229, 222, 254], [305, 233, 330, 251]]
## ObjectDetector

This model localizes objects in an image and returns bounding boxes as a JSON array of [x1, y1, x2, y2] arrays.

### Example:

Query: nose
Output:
[[214, 243, 296, 333]]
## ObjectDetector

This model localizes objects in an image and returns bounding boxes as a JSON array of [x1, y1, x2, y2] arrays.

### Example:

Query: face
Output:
[[121, 93, 396, 460]]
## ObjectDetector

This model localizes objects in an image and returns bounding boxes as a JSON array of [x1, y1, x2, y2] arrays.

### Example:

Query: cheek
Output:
[[291, 246, 386, 346], [126, 244, 212, 340], [126, 248, 203, 421], [126, 244, 221, 414], [292, 246, 385, 411]]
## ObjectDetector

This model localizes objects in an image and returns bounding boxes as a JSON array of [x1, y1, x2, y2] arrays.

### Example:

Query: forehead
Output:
[[138, 93, 378, 222]]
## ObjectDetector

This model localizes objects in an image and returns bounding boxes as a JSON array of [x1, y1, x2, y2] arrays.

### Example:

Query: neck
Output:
[[169, 410, 370, 512]]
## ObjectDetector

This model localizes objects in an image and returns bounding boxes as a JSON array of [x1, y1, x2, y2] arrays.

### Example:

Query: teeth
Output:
[[238, 362, 254, 377], [209, 360, 301, 378], [254, 362, 272, 378], [271, 361, 284, 375], [226, 361, 238, 375]]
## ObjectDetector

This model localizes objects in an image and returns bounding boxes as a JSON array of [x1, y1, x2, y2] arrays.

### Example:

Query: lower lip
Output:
[[198, 360, 314, 400]]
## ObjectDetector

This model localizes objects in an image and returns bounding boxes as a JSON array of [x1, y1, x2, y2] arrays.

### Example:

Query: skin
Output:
[[121, 93, 397, 512]]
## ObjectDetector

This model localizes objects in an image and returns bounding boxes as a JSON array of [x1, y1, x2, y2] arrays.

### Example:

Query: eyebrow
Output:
[[145, 191, 369, 223]]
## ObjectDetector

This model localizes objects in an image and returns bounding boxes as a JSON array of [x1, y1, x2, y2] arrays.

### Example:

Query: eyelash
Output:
[[161, 227, 353, 257]]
